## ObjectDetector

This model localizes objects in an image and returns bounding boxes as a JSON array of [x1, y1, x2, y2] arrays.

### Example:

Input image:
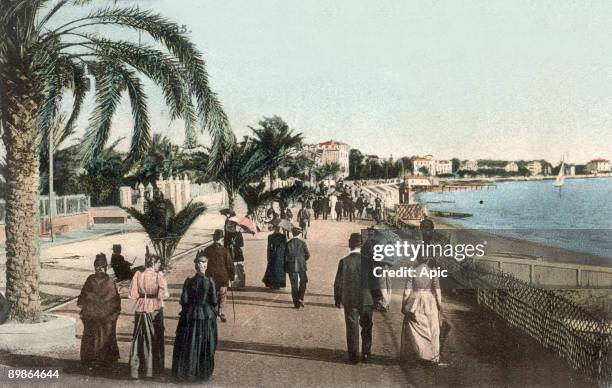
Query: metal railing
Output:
[[385, 214, 612, 384], [0, 194, 90, 224]]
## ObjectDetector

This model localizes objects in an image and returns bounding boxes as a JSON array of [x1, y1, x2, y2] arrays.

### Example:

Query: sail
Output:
[[554, 161, 565, 187]]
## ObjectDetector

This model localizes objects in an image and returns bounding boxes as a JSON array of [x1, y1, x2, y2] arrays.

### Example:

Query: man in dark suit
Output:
[[201, 229, 235, 322], [285, 227, 310, 308], [334, 233, 374, 364]]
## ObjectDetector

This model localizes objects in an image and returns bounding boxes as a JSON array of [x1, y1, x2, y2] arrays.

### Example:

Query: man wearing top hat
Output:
[[284, 227, 310, 308]]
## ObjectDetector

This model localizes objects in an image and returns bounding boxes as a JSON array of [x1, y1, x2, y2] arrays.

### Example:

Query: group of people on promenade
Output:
[[74, 196, 443, 382], [76, 221, 244, 382], [312, 181, 386, 224]]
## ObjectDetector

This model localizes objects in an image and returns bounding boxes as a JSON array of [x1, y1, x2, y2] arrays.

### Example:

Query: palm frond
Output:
[[126, 192, 205, 269], [78, 61, 123, 164], [57, 59, 87, 146], [116, 66, 151, 168]]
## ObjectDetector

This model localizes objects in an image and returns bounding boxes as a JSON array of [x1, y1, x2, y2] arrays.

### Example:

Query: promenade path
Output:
[[0, 206, 594, 387]]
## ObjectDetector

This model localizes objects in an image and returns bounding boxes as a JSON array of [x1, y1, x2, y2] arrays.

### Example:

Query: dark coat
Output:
[[285, 238, 310, 274], [77, 272, 121, 363], [224, 231, 244, 262], [334, 252, 374, 309], [173, 273, 218, 381], [203, 242, 235, 287], [335, 201, 344, 212], [178, 273, 218, 320], [111, 253, 132, 281], [263, 232, 287, 288], [298, 208, 311, 228]]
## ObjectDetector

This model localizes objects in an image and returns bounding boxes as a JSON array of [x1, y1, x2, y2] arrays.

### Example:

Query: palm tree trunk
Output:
[[227, 191, 236, 212], [0, 66, 43, 323]]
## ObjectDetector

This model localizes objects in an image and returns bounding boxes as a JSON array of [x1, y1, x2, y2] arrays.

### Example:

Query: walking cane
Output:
[[230, 284, 236, 322]]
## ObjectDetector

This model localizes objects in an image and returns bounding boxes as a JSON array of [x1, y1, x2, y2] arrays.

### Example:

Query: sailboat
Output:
[[553, 157, 565, 188]]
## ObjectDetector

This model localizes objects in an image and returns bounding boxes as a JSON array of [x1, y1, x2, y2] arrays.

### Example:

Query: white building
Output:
[[460, 160, 478, 171], [585, 158, 610, 173], [565, 163, 576, 176], [405, 175, 433, 187], [412, 155, 436, 176], [435, 160, 452, 175], [504, 162, 518, 173], [319, 140, 350, 177], [526, 161, 542, 176]]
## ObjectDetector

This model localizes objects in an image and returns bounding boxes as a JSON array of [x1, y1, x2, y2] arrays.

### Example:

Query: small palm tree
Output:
[[126, 192, 206, 271], [1, 1, 233, 322], [250, 116, 303, 189]]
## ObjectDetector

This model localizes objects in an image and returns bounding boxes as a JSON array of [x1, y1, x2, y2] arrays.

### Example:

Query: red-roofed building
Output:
[[586, 158, 610, 173], [318, 140, 350, 177]]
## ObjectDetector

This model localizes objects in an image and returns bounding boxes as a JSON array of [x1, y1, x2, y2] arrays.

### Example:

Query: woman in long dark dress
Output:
[[77, 254, 121, 367], [263, 225, 287, 289], [172, 254, 219, 381]]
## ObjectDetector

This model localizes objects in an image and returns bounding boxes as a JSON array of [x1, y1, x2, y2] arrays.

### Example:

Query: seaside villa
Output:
[[527, 161, 542, 175], [585, 158, 610, 173], [504, 162, 519, 172]]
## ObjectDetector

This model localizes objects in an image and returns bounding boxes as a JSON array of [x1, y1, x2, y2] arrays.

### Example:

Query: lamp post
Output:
[[49, 126, 54, 242]]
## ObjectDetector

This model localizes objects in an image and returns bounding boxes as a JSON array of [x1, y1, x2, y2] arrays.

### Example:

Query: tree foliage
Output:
[[1, 0, 234, 169], [126, 191, 206, 270]]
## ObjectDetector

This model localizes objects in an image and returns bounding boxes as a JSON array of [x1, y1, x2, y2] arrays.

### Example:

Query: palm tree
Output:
[[130, 134, 186, 184], [314, 162, 341, 181], [126, 192, 206, 271], [0, 1, 233, 322], [212, 138, 280, 212], [240, 181, 310, 217], [250, 116, 303, 189]]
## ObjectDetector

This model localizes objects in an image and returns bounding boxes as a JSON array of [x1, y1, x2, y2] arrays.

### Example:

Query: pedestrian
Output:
[[285, 227, 310, 308], [201, 229, 235, 322], [333, 233, 373, 364], [329, 193, 338, 220], [128, 252, 169, 379], [321, 195, 329, 220], [335, 199, 344, 222], [298, 202, 311, 239], [346, 197, 355, 222], [77, 253, 121, 367], [374, 195, 383, 224], [172, 253, 218, 381], [400, 255, 442, 366], [420, 213, 435, 245], [225, 220, 246, 289], [355, 196, 364, 219], [110, 244, 134, 281], [266, 204, 279, 224], [263, 225, 287, 289], [285, 207, 293, 222], [312, 197, 321, 220]]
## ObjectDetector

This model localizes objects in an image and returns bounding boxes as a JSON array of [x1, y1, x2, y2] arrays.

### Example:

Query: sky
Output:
[[55, 0, 612, 164]]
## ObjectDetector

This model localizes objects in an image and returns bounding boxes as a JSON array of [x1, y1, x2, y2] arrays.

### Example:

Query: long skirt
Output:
[[129, 309, 165, 378], [172, 318, 218, 381], [80, 318, 120, 364], [263, 258, 286, 288], [400, 293, 440, 363]]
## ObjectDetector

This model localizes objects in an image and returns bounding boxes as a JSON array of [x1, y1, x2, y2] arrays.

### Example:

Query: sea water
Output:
[[417, 177, 612, 260]]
